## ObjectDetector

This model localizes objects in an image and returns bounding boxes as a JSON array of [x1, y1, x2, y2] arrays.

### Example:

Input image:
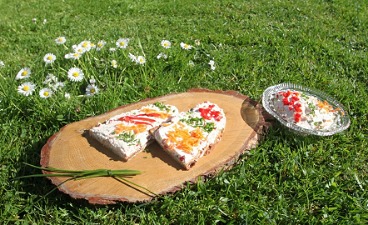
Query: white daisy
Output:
[[65, 52, 82, 60], [195, 39, 201, 46], [209, 60, 216, 71], [55, 36, 66, 45], [89, 78, 96, 84], [39, 88, 53, 98], [161, 40, 171, 49], [180, 42, 193, 50], [64, 53, 72, 59], [43, 73, 58, 84], [43, 53, 56, 64], [136, 56, 146, 65], [52, 82, 65, 91], [128, 53, 137, 63], [0, 61, 4, 68], [67, 67, 84, 82], [79, 40, 92, 52], [17, 82, 36, 96], [109, 47, 116, 52], [96, 40, 106, 51], [71, 52, 82, 60], [116, 38, 129, 49], [43, 19, 47, 24], [111, 60, 118, 68], [16, 67, 31, 80], [188, 60, 195, 67], [86, 84, 99, 96], [32, 18, 37, 23], [157, 52, 168, 59], [64, 92, 71, 99], [73, 45, 86, 54], [90, 42, 96, 49]]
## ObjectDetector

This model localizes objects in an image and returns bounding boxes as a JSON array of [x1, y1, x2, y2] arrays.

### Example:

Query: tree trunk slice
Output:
[[40, 89, 271, 204]]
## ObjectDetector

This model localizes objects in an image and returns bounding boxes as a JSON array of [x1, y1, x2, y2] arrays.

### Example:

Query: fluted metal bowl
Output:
[[262, 83, 350, 136]]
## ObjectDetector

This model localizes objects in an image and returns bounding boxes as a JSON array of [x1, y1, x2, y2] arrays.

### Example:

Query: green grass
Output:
[[1, 0, 368, 224]]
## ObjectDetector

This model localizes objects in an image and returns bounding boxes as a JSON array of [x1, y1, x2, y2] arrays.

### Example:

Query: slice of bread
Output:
[[89, 102, 179, 161], [154, 102, 226, 170]]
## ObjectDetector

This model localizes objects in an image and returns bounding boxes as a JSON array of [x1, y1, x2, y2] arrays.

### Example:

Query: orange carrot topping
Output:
[[141, 108, 170, 119], [114, 123, 147, 134], [166, 124, 204, 153], [317, 100, 333, 111]]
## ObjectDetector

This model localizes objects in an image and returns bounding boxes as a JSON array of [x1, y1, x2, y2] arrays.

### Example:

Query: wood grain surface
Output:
[[40, 89, 269, 204]]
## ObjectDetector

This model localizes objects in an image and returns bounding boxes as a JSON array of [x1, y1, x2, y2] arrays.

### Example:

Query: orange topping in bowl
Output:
[[317, 100, 333, 111]]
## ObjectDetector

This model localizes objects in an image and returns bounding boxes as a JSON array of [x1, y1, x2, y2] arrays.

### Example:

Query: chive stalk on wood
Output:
[[15, 163, 157, 198]]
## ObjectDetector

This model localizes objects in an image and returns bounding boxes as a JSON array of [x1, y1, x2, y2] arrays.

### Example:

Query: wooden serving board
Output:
[[40, 89, 268, 204]]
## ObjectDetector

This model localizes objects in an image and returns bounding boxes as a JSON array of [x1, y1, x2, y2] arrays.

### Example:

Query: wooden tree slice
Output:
[[40, 89, 269, 204]]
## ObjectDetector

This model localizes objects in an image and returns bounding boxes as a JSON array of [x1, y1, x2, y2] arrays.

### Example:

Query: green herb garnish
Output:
[[117, 131, 137, 145], [153, 102, 170, 111], [203, 122, 215, 132], [182, 117, 205, 127], [180, 117, 215, 132], [308, 102, 316, 111]]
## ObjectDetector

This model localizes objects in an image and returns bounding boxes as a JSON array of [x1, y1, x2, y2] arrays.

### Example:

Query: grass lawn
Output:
[[1, 0, 367, 224]]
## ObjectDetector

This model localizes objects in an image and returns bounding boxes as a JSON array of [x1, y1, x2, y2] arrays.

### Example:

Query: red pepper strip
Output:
[[131, 121, 152, 125], [119, 115, 156, 122], [199, 108, 211, 120], [282, 98, 290, 105], [294, 113, 302, 122], [282, 90, 291, 98], [199, 107, 222, 121], [210, 110, 222, 121], [118, 118, 153, 125], [143, 113, 162, 118]]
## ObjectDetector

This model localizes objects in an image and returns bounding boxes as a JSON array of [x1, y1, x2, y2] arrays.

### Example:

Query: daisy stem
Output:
[[84, 52, 96, 78], [62, 44, 69, 50]]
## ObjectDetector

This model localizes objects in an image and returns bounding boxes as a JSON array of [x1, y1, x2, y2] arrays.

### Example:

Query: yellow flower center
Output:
[[90, 88, 95, 93], [47, 56, 53, 60], [72, 72, 79, 77], [119, 41, 125, 46], [21, 71, 28, 76], [44, 91, 49, 96], [22, 86, 30, 91]]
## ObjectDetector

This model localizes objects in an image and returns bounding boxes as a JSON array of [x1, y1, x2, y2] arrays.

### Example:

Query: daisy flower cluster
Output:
[[12, 36, 217, 100]]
